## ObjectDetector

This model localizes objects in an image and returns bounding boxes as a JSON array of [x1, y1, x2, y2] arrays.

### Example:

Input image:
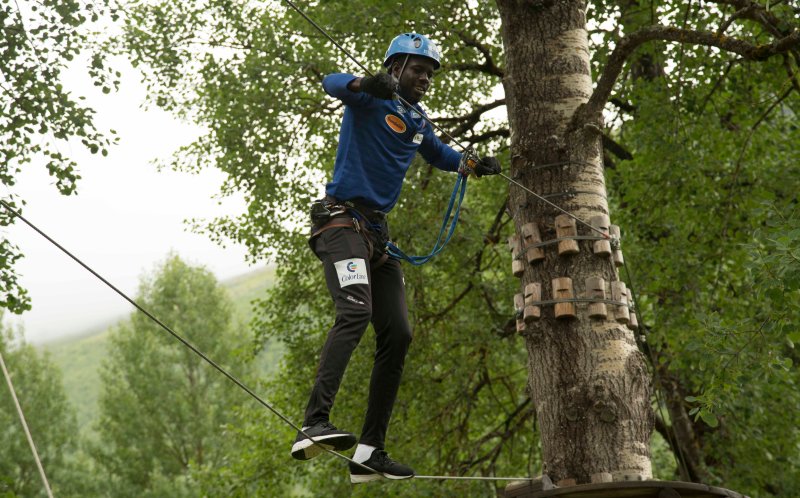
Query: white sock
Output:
[[353, 444, 377, 463]]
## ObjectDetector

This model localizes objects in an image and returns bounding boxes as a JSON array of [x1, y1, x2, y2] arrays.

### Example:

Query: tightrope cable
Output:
[[280, 0, 373, 78], [0, 349, 55, 498], [415, 475, 533, 481], [0, 199, 538, 484], [0, 200, 363, 474]]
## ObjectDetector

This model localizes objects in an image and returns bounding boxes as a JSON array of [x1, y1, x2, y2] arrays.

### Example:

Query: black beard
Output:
[[397, 85, 422, 105]]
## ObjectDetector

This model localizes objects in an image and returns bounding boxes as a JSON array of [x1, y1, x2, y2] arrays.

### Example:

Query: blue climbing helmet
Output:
[[383, 33, 441, 69]]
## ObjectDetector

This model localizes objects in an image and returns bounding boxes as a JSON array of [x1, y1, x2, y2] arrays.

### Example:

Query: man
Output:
[[291, 32, 501, 483]]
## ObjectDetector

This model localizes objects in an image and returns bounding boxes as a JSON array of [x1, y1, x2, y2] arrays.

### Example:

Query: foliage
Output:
[[40, 265, 276, 438], [92, 255, 252, 497], [117, 0, 798, 496], [42, 328, 111, 437], [0, 0, 119, 314], [0, 317, 97, 497], [594, 1, 800, 493]]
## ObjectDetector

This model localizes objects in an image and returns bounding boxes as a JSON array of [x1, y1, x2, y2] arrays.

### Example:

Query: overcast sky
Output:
[[2, 57, 255, 344]]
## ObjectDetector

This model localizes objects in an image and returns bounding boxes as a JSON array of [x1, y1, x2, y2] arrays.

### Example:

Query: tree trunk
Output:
[[496, 0, 654, 483]]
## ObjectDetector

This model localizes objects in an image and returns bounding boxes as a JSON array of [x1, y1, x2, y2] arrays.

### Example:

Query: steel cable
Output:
[[0, 199, 537, 483], [0, 349, 55, 498]]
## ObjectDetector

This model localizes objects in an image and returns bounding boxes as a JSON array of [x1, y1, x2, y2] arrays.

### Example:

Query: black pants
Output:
[[304, 222, 412, 449]]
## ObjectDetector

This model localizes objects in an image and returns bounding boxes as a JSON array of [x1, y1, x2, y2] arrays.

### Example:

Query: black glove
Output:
[[360, 73, 397, 100], [475, 156, 501, 177]]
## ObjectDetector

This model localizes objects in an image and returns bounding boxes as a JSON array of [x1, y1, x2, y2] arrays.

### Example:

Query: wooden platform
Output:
[[504, 480, 750, 498]]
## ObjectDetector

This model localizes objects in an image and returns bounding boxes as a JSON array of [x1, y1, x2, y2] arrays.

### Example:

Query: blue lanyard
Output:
[[386, 173, 468, 265]]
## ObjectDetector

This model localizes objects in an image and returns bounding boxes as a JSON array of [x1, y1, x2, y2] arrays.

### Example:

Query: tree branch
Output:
[[710, 0, 796, 39], [453, 31, 504, 78], [717, 4, 760, 35], [435, 99, 506, 143], [581, 26, 800, 121], [609, 97, 636, 114], [698, 59, 739, 114], [420, 198, 508, 323], [426, 283, 474, 321], [436, 99, 506, 125], [784, 53, 800, 93], [467, 128, 510, 145], [602, 134, 633, 161]]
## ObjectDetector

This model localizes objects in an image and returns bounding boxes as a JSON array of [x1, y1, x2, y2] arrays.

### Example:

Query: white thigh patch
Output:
[[334, 258, 369, 287]]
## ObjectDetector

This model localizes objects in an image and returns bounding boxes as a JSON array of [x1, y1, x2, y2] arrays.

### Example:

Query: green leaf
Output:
[[700, 410, 719, 428]]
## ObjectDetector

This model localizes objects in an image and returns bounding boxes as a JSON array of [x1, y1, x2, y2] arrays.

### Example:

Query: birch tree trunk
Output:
[[496, 0, 654, 483]]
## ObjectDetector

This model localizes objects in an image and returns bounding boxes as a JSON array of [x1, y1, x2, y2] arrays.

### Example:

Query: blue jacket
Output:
[[322, 73, 462, 213]]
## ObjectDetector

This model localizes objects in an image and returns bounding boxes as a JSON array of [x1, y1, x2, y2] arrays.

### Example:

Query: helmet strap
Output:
[[392, 54, 410, 100], [397, 54, 410, 83]]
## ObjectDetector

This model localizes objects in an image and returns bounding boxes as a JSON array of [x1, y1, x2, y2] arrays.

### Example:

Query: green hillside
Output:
[[40, 266, 278, 436]]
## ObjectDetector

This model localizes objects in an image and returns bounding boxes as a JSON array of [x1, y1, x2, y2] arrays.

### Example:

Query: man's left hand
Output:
[[474, 156, 501, 177], [459, 153, 501, 178]]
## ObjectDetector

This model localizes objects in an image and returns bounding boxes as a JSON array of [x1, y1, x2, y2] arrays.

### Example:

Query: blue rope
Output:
[[386, 173, 468, 265]]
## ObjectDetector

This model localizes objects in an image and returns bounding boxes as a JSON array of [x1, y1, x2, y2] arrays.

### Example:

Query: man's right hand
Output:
[[359, 73, 397, 100]]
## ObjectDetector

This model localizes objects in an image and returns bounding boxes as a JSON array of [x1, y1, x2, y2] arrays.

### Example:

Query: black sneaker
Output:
[[349, 449, 415, 483], [290, 421, 356, 460]]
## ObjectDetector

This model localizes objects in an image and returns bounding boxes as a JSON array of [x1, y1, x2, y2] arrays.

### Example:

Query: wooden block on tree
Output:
[[557, 478, 577, 487], [627, 296, 639, 330], [591, 215, 612, 256], [521, 222, 545, 263], [514, 293, 526, 333], [611, 281, 630, 324], [514, 293, 524, 317], [586, 276, 607, 319], [628, 310, 639, 330], [508, 235, 525, 277], [503, 475, 554, 496], [610, 225, 624, 267], [555, 215, 579, 255], [591, 472, 613, 483], [618, 470, 645, 481], [552, 277, 576, 319], [523, 282, 541, 323]]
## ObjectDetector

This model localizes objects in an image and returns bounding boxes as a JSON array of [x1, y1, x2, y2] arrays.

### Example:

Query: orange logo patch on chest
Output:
[[385, 114, 407, 134]]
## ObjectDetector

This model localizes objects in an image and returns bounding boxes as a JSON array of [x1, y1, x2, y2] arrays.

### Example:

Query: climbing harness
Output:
[[309, 197, 391, 268]]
